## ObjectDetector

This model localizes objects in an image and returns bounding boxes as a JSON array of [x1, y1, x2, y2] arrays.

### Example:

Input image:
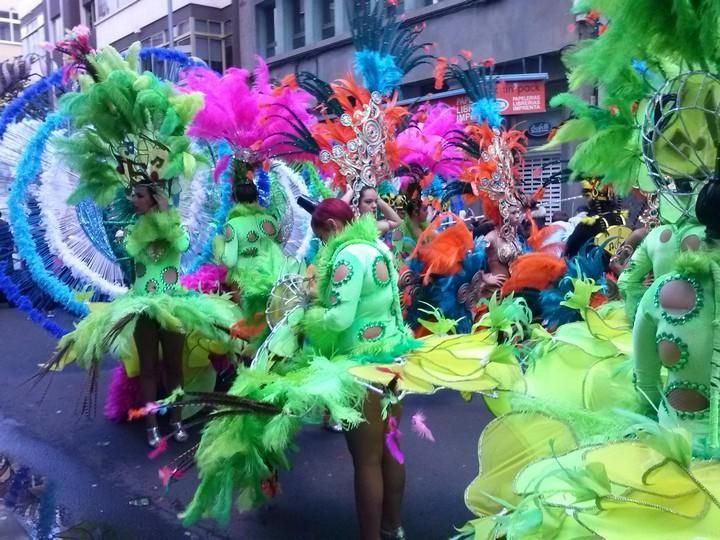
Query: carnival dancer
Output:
[[47, 39, 242, 447], [454, 0, 720, 536], [176, 61, 315, 349], [165, 58, 520, 540], [563, 178, 631, 258], [388, 183, 428, 265], [436, 55, 532, 292], [306, 199, 414, 539]]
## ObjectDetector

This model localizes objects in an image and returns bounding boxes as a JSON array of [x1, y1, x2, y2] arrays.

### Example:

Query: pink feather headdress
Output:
[[179, 57, 315, 163], [396, 103, 468, 188]]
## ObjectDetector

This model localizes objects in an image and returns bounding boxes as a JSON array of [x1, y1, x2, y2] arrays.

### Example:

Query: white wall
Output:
[[95, 0, 231, 48], [14, 0, 35, 18]]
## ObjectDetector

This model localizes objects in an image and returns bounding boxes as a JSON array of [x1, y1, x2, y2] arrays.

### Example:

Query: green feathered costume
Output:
[[52, 42, 242, 379], [545, 1, 720, 201], [181, 216, 418, 524], [452, 3, 720, 536], [213, 201, 287, 344]]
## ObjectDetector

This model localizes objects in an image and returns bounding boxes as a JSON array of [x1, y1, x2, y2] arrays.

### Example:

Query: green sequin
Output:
[[655, 332, 689, 371], [331, 260, 354, 286], [261, 219, 277, 237], [654, 273, 704, 325], [372, 255, 392, 287], [358, 322, 386, 342], [664, 381, 710, 420], [145, 278, 159, 294]]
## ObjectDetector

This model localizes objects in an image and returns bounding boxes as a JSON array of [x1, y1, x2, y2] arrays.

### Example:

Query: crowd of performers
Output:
[[2, 0, 720, 538]]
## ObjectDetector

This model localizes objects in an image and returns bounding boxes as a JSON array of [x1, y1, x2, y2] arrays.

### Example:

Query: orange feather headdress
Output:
[[310, 75, 408, 197]]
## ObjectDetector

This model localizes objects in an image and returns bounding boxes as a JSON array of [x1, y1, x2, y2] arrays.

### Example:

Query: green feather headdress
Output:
[[54, 41, 203, 207], [545, 0, 720, 196]]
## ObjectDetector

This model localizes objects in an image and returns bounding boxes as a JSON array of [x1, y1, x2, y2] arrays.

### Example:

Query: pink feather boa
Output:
[[179, 263, 228, 294], [104, 364, 142, 422]]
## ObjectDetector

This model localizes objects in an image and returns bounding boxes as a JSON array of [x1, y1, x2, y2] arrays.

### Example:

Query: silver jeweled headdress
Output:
[[319, 91, 391, 206]]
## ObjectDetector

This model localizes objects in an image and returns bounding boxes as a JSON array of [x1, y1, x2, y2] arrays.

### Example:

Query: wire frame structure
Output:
[[641, 71, 720, 218], [265, 273, 309, 330]]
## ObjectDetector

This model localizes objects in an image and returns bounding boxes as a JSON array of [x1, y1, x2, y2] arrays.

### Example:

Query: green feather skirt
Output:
[[59, 290, 241, 370]]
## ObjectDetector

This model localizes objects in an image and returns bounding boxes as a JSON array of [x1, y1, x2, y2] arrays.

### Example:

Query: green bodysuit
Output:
[[305, 215, 413, 361], [633, 247, 720, 457], [618, 220, 706, 320], [214, 203, 285, 316], [125, 209, 190, 294]]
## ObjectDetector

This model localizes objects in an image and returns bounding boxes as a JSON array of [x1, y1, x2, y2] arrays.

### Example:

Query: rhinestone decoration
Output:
[[655, 273, 703, 325], [664, 380, 710, 420], [655, 332, 689, 371], [318, 94, 391, 193]]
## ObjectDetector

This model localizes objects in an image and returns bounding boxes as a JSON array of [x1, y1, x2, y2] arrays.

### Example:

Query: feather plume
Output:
[[433, 57, 448, 90], [179, 263, 228, 294], [410, 410, 435, 441], [104, 364, 141, 422], [353, 50, 403, 95], [181, 62, 315, 161], [213, 152, 231, 183], [396, 103, 468, 181], [148, 436, 170, 459], [413, 215, 474, 283], [348, 0, 432, 94], [501, 252, 567, 295], [385, 415, 404, 463], [102, 312, 137, 350]]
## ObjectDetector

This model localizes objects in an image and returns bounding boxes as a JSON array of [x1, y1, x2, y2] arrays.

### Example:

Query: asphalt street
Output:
[[0, 305, 494, 539]]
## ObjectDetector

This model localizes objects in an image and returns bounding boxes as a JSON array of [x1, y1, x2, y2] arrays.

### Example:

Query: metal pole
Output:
[[43, 0, 55, 107], [167, 0, 173, 47]]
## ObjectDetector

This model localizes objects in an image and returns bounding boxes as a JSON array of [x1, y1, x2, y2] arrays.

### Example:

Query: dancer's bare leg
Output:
[[134, 315, 160, 430], [159, 329, 185, 424], [345, 391, 386, 540]]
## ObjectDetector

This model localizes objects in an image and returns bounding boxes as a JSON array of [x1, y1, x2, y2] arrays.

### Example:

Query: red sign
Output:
[[433, 79, 546, 120]]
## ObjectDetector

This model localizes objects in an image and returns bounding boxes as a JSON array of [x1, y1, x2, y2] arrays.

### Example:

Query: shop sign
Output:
[[431, 78, 546, 121], [528, 121, 552, 138]]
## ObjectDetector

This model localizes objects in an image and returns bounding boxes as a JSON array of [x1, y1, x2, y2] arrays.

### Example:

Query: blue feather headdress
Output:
[[441, 56, 503, 128], [349, 0, 433, 95]]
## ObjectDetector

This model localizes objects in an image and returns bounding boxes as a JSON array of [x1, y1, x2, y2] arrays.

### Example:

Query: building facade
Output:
[[16, 0, 592, 217], [19, 0, 85, 76], [20, 1, 238, 75], [92, 0, 236, 75], [0, 0, 22, 61]]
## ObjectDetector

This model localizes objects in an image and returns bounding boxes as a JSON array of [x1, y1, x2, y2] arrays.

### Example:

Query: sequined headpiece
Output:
[[115, 137, 178, 197], [485, 132, 524, 218], [319, 91, 391, 206], [581, 178, 613, 201]]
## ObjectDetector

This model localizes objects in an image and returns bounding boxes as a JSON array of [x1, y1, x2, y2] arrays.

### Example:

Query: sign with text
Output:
[[432, 79, 546, 120]]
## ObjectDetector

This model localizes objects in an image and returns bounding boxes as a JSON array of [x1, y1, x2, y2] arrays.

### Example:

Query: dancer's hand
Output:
[[483, 273, 506, 287], [153, 192, 169, 210]]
